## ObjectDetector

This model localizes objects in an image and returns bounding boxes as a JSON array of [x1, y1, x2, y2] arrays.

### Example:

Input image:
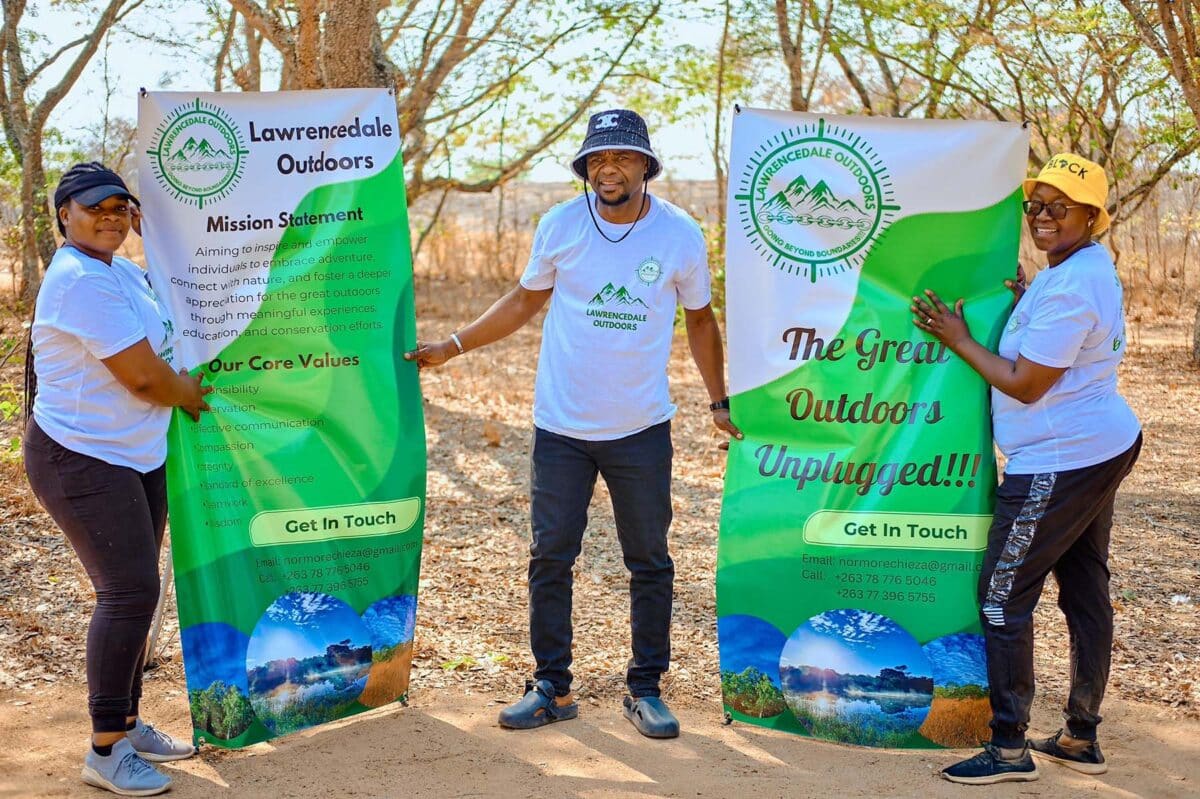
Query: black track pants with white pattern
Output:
[[979, 434, 1141, 748]]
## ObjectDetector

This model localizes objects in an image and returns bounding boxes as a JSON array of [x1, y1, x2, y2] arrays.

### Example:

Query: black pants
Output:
[[23, 420, 167, 734], [979, 434, 1142, 748], [528, 422, 674, 698]]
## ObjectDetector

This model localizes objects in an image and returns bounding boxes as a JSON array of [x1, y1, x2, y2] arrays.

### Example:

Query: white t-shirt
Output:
[[32, 246, 179, 471], [992, 243, 1140, 474], [519, 194, 711, 440]]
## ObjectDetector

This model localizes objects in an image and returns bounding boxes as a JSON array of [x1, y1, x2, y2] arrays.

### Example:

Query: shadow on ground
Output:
[[3, 686, 1196, 799]]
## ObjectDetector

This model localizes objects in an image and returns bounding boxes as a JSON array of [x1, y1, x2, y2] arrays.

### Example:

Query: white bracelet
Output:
[[449, 332, 465, 355]]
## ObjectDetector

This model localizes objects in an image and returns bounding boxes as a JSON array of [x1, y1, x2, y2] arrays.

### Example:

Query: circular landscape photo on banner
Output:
[[919, 632, 991, 747], [780, 608, 934, 747], [359, 594, 418, 708], [718, 615, 788, 718], [181, 622, 255, 740], [245, 591, 373, 736]]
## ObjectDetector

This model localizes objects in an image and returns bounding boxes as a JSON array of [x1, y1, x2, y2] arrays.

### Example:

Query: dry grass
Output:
[[359, 642, 414, 708], [413, 220, 533, 284], [919, 697, 992, 747]]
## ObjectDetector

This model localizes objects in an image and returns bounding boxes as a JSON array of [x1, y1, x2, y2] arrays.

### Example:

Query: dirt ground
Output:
[[2, 683, 1197, 798], [1, 281, 1198, 798]]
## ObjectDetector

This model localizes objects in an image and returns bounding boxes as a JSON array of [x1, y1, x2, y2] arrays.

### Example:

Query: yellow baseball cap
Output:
[[1022, 153, 1110, 235]]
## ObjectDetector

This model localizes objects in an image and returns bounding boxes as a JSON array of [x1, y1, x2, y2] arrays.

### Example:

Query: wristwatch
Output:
[[709, 397, 730, 411]]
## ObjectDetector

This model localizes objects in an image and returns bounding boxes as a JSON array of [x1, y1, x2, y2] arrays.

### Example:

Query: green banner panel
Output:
[[137, 90, 424, 748], [718, 109, 1029, 748]]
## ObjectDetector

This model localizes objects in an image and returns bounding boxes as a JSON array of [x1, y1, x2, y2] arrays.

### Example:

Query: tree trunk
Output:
[[19, 174, 40, 301], [241, 18, 262, 90], [32, 154, 56, 276], [712, 0, 732, 247], [15, 130, 58, 302], [19, 140, 42, 301], [1193, 302, 1200, 365], [323, 1, 391, 89], [293, 0, 322, 89]]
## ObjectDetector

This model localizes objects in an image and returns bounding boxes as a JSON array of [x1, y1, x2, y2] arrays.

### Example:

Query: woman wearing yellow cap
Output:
[[912, 154, 1142, 785]]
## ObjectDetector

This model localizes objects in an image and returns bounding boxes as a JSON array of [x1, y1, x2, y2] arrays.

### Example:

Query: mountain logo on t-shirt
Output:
[[636, 257, 663, 285], [588, 283, 649, 309], [586, 282, 650, 332]]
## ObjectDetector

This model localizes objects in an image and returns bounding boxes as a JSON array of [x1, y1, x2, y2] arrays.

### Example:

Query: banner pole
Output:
[[145, 541, 173, 670]]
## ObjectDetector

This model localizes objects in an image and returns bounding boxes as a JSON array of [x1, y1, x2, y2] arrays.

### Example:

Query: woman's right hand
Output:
[[103, 341, 214, 417], [178, 368, 213, 421], [912, 289, 973, 351]]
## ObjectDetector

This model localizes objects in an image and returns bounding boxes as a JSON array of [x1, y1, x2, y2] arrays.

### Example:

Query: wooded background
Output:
[[2, 0, 1198, 354]]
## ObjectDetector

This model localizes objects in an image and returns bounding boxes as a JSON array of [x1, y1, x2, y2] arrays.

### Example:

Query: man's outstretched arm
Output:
[[684, 304, 742, 441], [405, 284, 553, 369]]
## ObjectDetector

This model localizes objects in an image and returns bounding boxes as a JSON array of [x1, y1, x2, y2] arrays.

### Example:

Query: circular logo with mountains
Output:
[[636, 257, 662, 285], [735, 118, 897, 281], [147, 99, 247, 208]]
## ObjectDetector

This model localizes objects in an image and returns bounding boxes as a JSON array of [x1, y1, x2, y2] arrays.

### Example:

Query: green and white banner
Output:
[[717, 108, 1028, 748], [137, 89, 424, 748]]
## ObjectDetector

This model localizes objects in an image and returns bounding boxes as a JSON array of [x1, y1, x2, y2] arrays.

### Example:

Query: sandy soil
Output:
[[2, 682, 1197, 799], [1, 286, 1198, 798]]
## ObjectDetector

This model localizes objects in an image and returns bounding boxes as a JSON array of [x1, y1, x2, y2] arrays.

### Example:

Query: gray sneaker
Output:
[[127, 719, 195, 762], [81, 737, 172, 796]]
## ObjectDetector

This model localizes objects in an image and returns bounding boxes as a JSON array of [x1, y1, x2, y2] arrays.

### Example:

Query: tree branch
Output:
[[226, 0, 293, 54], [411, 1, 661, 197], [31, 0, 146, 131]]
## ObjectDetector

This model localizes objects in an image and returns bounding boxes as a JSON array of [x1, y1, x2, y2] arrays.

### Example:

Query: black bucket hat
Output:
[[54, 162, 138, 211], [570, 109, 661, 182]]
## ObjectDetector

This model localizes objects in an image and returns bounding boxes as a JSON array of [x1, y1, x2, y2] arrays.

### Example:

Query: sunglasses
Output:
[[1022, 199, 1087, 219]]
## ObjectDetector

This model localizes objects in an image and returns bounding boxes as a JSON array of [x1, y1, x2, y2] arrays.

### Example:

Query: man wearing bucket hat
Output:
[[406, 109, 740, 738], [912, 153, 1141, 784]]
